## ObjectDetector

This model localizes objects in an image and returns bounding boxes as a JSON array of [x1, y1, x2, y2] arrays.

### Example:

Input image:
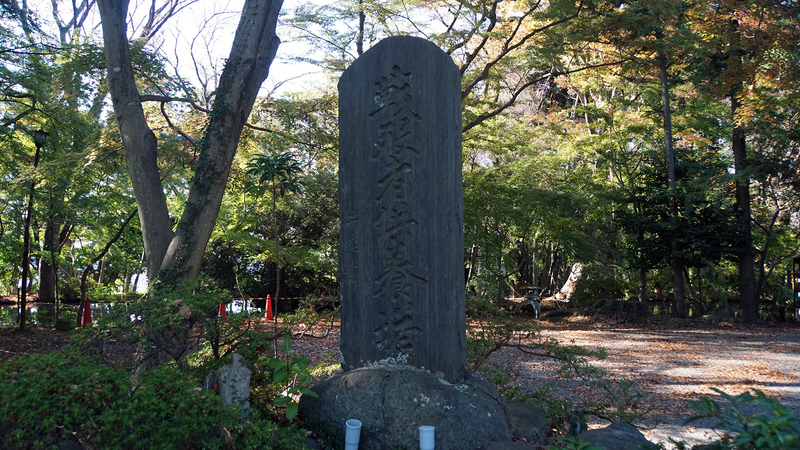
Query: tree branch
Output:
[[463, 58, 629, 133], [462, 0, 583, 100]]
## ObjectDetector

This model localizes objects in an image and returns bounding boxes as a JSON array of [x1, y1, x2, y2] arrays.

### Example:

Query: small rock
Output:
[[55, 318, 74, 332], [206, 353, 251, 417], [506, 402, 546, 443], [578, 422, 658, 450]]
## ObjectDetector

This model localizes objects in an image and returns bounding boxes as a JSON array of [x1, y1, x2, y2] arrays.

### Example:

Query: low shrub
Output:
[[466, 294, 643, 434], [0, 346, 308, 449], [687, 388, 800, 450]]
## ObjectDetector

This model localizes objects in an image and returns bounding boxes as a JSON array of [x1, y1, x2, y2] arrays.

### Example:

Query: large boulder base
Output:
[[299, 367, 512, 450]]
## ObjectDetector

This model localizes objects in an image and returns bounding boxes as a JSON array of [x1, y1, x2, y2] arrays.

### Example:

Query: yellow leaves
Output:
[[675, 131, 712, 149]]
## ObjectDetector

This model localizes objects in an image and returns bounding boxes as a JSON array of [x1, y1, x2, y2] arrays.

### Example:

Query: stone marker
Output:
[[205, 353, 251, 417], [338, 35, 466, 383]]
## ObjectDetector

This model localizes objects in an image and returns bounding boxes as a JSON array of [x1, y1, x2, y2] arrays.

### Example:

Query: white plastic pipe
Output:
[[419, 425, 435, 450], [345, 419, 362, 450]]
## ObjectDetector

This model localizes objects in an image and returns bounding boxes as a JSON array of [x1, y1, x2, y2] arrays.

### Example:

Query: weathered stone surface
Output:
[[578, 422, 658, 450], [212, 353, 251, 415], [338, 35, 466, 383], [507, 402, 547, 444], [298, 367, 511, 450], [483, 441, 537, 450]]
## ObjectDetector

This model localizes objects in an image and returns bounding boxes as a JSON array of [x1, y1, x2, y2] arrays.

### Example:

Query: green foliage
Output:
[[0, 346, 307, 449], [246, 151, 304, 197], [687, 388, 800, 450], [282, 295, 340, 336], [128, 281, 269, 370], [259, 334, 318, 421]]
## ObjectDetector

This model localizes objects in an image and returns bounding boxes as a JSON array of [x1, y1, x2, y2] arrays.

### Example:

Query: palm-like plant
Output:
[[246, 152, 304, 312]]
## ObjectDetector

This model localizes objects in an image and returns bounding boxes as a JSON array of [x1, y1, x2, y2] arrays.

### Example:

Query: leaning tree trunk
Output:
[[553, 261, 584, 305]]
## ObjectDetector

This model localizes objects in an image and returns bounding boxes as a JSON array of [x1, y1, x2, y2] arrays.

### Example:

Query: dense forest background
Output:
[[1, 0, 799, 323]]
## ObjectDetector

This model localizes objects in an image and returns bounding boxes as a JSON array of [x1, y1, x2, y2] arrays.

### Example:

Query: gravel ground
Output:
[[488, 318, 800, 448]]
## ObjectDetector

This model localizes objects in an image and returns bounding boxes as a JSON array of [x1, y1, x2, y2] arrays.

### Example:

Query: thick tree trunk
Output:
[[38, 221, 59, 303], [98, 0, 283, 286], [98, 0, 283, 368], [41, 222, 73, 304], [98, 0, 172, 282], [160, 0, 282, 286], [659, 51, 686, 318], [19, 139, 42, 331], [732, 86, 758, 322]]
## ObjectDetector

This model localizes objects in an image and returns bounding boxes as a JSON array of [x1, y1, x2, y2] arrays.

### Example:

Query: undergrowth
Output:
[[466, 293, 644, 434]]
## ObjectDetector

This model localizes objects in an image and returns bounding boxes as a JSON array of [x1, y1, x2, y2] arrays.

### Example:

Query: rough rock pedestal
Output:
[[299, 365, 511, 450]]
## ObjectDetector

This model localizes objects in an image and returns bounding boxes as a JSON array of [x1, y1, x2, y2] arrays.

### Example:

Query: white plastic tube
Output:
[[345, 419, 362, 450], [419, 425, 435, 450]]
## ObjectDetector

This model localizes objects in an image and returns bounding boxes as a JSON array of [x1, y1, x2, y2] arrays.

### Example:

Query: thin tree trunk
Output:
[[659, 51, 686, 317], [356, 0, 365, 56], [637, 228, 647, 302], [466, 244, 479, 285], [77, 208, 138, 327], [273, 182, 281, 314]]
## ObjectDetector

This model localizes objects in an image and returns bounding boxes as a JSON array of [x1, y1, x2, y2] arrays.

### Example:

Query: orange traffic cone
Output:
[[218, 302, 227, 318], [81, 297, 92, 328], [265, 295, 274, 320]]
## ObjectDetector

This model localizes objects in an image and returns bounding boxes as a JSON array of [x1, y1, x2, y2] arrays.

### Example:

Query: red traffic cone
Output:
[[218, 302, 227, 318], [81, 297, 92, 328], [265, 295, 274, 320]]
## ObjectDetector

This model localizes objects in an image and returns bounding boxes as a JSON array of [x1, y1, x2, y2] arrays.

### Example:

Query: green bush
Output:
[[0, 347, 308, 449], [687, 388, 800, 450]]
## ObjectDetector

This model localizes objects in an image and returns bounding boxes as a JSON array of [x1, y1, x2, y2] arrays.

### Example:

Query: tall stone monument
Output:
[[339, 35, 466, 383]]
